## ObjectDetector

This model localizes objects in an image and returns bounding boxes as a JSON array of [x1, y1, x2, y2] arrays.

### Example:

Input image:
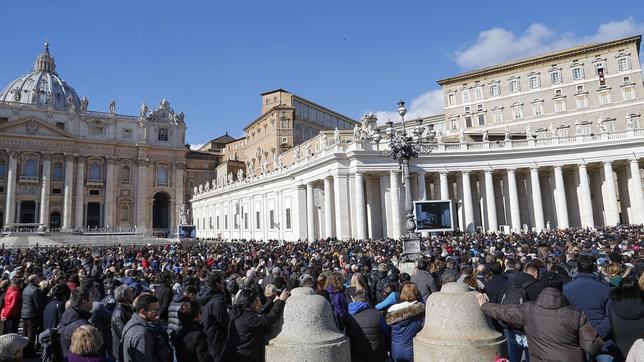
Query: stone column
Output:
[[306, 182, 315, 241], [577, 163, 594, 228], [484, 170, 498, 233], [4, 152, 17, 229], [354, 172, 366, 240], [295, 185, 307, 241], [174, 161, 185, 232], [323, 177, 333, 238], [439, 171, 449, 199], [74, 156, 86, 229], [530, 167, 545, 231], [104, 157, 116, 229], [629, 159, 644, 224], [506, 169, 521, 232], [39, 154, 51, 230], [61, 154, 75, 231], [553, 165, 569, 229], [365, 176, 381, 239], [602, 161, 620, 226], [462, 171, 475, 232], [136, 158, 148, 234], [390, 170, 402, 239], [333, 174, 350, 240], [417, 170, 429, 237]]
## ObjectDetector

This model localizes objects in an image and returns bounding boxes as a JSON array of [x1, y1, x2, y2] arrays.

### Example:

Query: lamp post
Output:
[[382, 101, 436, 258]]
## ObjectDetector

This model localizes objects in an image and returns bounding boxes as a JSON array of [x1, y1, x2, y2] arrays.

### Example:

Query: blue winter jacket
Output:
[[563, 272, 611, 338], [385, 302, 425, 361]]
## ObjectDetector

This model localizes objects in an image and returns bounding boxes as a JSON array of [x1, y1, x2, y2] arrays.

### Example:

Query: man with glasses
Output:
[[121, 293, 171, 362]]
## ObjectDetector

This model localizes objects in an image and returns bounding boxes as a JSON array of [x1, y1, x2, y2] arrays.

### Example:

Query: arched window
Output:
[[89, 162, 101, 180], [52, 162, 63, 181], [121, 166, 130, 183], [24, 159, 37, 177], [157, 166, 168, 186]]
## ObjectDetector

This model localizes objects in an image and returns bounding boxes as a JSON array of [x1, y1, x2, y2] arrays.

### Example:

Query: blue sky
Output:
[[1, 1, 643, 147]]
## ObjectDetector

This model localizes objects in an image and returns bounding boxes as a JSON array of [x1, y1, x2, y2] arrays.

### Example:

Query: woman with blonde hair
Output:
[[346, 273, 371, 304], [67, 324, 106, 362]]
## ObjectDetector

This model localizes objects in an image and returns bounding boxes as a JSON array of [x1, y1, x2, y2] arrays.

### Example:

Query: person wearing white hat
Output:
[[0, 333, 29, 361]]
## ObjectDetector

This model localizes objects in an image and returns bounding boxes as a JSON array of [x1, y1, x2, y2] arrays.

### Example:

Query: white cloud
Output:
[[454, 17, 644, 69], [373, 89, 444, 124], [189, 143, 204, 150]]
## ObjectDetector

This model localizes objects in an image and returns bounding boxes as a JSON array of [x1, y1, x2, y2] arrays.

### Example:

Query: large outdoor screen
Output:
[[414, 200, 454, 232]]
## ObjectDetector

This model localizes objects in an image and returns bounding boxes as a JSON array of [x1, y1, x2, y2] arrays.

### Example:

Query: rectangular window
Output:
[[595, 62, 606, 75], [598, 91, 611, 105], [158, 128, 168, 141], [622, 86, 635, 101], [244, 212, 248, 230], [224, 215, 228, 229], [89, 189, 100, 196], [618, 57, 631, 71], [477, 113, 485, 126], [474, 86, 483, 100], [448, 93, 455, 105], [532, 102, 544, 116], [572, 67, 584, 80], [450, 118, 459, 130], [493, 109, 503, 123], [55, 122, 65, 130], [576, 95, 589, 108], [216, 215, 220, 229], [623, 76, 631, 83], [90, 125, 103, 136], [554, 99, 566, 112], [529, 76, 540, 89], [465, 115, 472, 128], [52, 188, 62, 195], [269, 210, 275, 229], [551, 71, 562, 84], [461, 89, 470, 103], [557, 128, 569, 138], [209, 217, 212, 229], [122, 129, 132, 139], [604, 121, 616, 133], [512, 106, 523, 119], [285, 208, 291, 229], [576, 85, 584, 92], [490, 84, 500, 97], [256, 211, 261, 229], [509, 79, 520, 93]]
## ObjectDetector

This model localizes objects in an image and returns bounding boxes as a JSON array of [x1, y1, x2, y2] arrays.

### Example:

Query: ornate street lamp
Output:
[[381, 101, 436, 258]]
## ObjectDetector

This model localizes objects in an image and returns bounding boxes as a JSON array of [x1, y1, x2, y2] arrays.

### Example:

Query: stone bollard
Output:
[[265, 293, 351, 362], [413, 282, 505, 361]]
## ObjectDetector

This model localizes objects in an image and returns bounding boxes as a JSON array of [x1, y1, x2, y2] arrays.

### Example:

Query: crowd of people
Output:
[[0, 224, 641, 362]]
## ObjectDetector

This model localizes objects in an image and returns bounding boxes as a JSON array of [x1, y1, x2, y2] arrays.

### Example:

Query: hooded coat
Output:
[[607, 288, 644, 359], [345, 301, 387, 362], [59, 306, 92, 357], [481, 287, 604, 362], [385, 301, 425, 361]]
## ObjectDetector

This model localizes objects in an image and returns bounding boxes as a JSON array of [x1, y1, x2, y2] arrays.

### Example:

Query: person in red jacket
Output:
[[1, 278, 23, 333]]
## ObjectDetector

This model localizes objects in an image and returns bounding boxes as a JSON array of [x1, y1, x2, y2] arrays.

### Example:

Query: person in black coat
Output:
[[20, 274, 45, 356], [484, 262, 509, 304], [42, 284, 70, 330], [172, 300, 213, 362], [110, 285, 134, 360], [230, 288, 289, 362], [154, 272, 173, 322], [201, 273, 229, 360], [607, 276, 644, 360], [344, 289, 387, 362], [59, 286, 93, 357]]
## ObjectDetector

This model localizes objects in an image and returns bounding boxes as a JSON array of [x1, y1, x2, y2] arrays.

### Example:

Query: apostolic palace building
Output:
[[1, 36, 643, 242], [191, 35, 644, 241]]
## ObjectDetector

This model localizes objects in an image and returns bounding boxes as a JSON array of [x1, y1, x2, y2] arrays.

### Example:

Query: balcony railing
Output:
[[86, 178, 104, 186], [18, 176, 39, 184]]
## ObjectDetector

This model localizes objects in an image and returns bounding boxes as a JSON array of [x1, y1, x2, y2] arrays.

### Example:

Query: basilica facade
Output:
[[0, 43, 218, 236], [191, 35, 644, 241]]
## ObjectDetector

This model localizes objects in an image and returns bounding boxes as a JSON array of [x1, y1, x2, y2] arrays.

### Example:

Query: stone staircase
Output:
[[0, 232, 176, 248]]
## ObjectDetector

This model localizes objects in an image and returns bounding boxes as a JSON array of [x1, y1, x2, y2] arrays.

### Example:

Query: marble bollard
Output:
[[265, 293, 350, 362], [413, 282, 505, 361]]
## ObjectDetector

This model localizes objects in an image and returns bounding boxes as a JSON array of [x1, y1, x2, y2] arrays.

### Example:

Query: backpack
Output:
[[38, 327, 63, 362], [499, 278, 535, 331], [215, 315, 240, 362]]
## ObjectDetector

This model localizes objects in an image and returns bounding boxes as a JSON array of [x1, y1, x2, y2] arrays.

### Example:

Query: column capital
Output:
[[6, 150, 18, 159], [136, 158, 150, 167], [484, 169, 494, 175], [105, 156, 118, 165], [298, 184, 307, 190], [64, 153, 77, 162], [553, 165, 564, 171], [439, 170, 448, 176], [578, 162, 588, 168], [629, 158, 640, 164], [174, 161, 186, 170], [506, 168, 516, 174], [461, 170, 471, 176], [40, 152, 52, 161]]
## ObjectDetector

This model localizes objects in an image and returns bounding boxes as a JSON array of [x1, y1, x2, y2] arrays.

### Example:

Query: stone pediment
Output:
[[146, 99, 184, 125], [0, 118, 75, 139]]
